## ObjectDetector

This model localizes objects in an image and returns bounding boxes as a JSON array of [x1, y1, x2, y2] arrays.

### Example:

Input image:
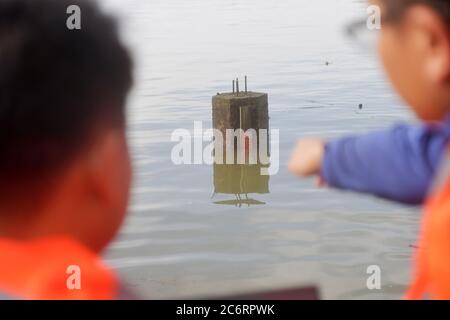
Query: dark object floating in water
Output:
[[358, 103, 363, 109]]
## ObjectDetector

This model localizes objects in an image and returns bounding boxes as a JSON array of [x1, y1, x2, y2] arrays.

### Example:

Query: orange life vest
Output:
[[0, 236, 119, 300], [406, 150, 450, 299]]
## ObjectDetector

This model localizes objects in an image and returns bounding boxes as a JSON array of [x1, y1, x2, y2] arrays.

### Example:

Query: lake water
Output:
[[101, 0, 421, 299]]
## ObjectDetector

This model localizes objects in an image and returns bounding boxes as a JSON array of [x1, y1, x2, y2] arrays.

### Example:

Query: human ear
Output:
[[85, 129, 131, 209], [404, 5, 450, 83]]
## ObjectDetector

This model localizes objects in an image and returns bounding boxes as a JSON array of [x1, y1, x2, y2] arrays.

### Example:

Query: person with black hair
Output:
[[0, 0, 134, 299]]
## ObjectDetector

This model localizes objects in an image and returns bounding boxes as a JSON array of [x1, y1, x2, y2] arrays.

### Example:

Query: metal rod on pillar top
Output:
[[245, 76, 248, 94], [236, 78, 239, 96], [232, 80, 235, 94]]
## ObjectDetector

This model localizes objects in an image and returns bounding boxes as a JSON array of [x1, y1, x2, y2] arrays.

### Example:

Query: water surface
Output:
[[102, 0, 420, 299]]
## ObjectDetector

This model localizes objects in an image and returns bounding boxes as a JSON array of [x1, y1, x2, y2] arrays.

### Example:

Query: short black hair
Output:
[[384, 0, 450, 25], [0, 0, 132, 184]]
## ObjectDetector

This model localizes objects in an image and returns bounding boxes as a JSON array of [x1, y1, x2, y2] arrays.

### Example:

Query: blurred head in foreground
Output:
[[372, 0, 450, 299], [0, 0, 133, 253], [373, 0, 450, 121]]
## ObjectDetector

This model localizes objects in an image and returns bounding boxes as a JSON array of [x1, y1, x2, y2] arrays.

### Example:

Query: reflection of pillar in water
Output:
[[212, 78, 270, 207], [213, 164, 270, 206]]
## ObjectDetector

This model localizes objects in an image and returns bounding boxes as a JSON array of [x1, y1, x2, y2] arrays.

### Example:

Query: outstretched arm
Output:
[[289, 124, 448, 204]]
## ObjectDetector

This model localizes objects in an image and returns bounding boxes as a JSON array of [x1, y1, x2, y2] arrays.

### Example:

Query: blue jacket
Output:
[[321, 120, 450, 205]]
